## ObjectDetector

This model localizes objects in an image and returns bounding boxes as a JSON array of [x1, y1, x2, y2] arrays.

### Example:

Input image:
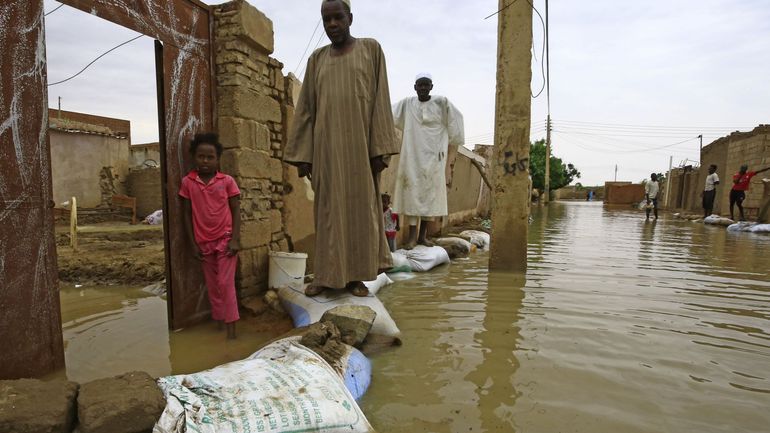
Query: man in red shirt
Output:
[[730, 164, 770, 221]]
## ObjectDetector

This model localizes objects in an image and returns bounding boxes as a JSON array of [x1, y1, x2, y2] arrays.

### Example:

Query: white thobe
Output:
[[392, 96, 464, 217]]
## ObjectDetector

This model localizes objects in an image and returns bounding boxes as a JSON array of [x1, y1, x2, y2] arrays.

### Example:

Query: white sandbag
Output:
[[278, 285, 401, 341], [153, 339, 373, 433], [144, 209, 163, 225], [388, 251, 411, 273], [749, 224, 770, 233], [249, 336, 372, 402], [396, 245, 450, 272], [727, 222, 754, 232], [387, 272, 416, 282], [460, 230, 490, 251], [363, 272, 394, 293], [704, 215, 735, 226]]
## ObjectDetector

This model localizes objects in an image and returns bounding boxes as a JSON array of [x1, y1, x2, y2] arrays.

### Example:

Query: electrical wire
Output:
[[484, 0, 521, 20], [553, 119, 751, 131], [45, 3, 64, 16], [293, 19, 322, 75], [529, 0, 546, 98], [298, 31, 327, 79], [48, 34, 144, 87]]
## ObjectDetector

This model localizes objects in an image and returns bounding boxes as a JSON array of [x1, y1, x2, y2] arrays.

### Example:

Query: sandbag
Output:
[[704, 215, 735, 226], [388, 251, 412, 273], [153, 339, 373, 433], [278, 285, 401, 341], [460, 230, 490, 251], [363, 272, 394, 293], [750, 224, 770, 233], [251, 336, 372, 401], [727, 222, 755, 232], [144, 209, 163, 225], [434, 237, 472, 259], [396, 245, 450, 272]]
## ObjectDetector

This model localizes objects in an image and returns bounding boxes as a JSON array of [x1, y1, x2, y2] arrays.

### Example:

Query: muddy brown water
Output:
[[361, 202, 770, 433], [55, 201, 769, 432]]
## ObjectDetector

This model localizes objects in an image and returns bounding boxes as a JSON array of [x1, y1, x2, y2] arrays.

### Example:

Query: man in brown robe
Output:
[[284, 0, 398, 297]]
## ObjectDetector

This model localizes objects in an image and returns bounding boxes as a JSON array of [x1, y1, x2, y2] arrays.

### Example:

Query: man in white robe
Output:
[[392, 73, 464, 248]]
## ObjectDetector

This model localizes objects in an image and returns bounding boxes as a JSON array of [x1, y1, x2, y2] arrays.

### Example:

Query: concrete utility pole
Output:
[[544, 115, 551, 203], [489, 0, 533, 272], [665, 155, 673, 208]]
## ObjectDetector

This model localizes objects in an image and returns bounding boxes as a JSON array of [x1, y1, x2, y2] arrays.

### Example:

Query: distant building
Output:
[[48, 109, 131, 208], [130, 142, 160, 168]]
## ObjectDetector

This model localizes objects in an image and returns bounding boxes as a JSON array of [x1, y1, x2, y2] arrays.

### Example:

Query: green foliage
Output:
[[530, 139, 581, 192]]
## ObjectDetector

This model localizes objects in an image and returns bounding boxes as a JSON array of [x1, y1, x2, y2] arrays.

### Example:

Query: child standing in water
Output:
[[382, 193, 400, 252], [180, 133, 241, 339]]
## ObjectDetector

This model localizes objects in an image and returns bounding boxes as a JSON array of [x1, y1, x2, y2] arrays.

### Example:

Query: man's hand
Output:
[[227, 238, 241, 256], [297, 163, 312, 180], [371, 156, 387, 174]]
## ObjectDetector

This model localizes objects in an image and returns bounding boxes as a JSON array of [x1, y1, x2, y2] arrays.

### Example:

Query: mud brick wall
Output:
[[667, 126, 770, 218], [126, 167, 162, 218], [213, 0, 291, 296]]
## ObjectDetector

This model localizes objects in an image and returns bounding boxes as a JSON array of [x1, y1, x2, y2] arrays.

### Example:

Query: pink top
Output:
[[179, 171, 240, 243]]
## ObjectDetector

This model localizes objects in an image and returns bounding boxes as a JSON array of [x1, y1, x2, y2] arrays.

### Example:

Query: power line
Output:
[[484, 0, 521, 20], [553, 119, 752, 131], [45, 3, 64, 16], [298, 31, 327, 79], [529, 0, 546, 99], [293, 19, 322, 75], [48, 34, 144, 87]]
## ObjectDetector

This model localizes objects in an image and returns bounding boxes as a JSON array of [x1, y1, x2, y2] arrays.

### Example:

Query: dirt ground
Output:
[[56, 223, 165, 285]]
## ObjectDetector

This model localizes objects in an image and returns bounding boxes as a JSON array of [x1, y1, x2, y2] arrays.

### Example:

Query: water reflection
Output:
[[366, 202, 770, 432]]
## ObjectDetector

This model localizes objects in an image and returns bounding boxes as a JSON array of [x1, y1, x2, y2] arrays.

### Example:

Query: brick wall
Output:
[[126, 167, 162, 218], [213, 0, 290, 296]]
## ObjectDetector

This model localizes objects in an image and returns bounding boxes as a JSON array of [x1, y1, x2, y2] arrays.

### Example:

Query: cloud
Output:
[[43, 0, 770, 184]]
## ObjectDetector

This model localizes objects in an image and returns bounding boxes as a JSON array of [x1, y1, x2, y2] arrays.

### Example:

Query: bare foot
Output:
[[226, 322, 236, 340], [346, 281, 369, 297], [304, 285, 326, 297]]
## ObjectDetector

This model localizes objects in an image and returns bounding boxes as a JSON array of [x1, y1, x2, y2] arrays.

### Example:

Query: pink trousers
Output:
[[198, 236, 239, 323]]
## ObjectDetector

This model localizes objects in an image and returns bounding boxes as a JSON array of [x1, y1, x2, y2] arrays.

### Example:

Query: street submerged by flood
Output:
[[362, 201, 770, 433], [56, 201, 770, 432]]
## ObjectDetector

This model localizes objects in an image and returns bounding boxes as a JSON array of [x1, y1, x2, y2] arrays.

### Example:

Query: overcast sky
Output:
[[43, 0, 770, 185]]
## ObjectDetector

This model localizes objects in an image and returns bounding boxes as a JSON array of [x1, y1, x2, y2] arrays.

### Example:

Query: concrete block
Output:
[[221, 149, 276, 179], [237, 248, 255, 278], [77, 371, 165, 433], [218, 117, 271, 151], [224, 2, 274, 54], [217, 87, 281, 124], [320, 305, 377, 347], [240, 218, 272, 249], [0, 379, 78, 433], [268, 209, 283, 233], [434, 237, 471, 259]]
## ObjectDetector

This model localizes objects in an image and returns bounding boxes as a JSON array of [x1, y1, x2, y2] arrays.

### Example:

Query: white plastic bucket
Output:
[[268, 251, 308, 290]]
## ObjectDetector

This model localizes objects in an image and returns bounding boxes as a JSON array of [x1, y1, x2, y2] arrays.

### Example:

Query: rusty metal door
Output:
[[0, 2, 65, 379]]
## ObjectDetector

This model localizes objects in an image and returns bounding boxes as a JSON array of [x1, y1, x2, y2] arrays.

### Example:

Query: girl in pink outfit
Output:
[[180, 133, 241, 339]]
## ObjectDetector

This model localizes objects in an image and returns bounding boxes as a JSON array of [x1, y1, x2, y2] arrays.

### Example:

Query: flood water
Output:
[[58, 285, 284, 383], [55, 201, 770, 432], [361, 201, 770, 433]]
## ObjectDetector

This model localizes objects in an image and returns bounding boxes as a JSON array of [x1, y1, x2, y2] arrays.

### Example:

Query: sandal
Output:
[[347, 281, 369, 297], [304, 285, 326, 297]]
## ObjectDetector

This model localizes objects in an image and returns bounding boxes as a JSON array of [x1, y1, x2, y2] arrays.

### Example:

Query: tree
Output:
[[529, 139, 581, 192]]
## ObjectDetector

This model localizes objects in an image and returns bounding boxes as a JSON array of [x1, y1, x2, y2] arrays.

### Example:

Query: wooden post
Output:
[[489, 0, 533, 272], [70, 196, 78, 251]]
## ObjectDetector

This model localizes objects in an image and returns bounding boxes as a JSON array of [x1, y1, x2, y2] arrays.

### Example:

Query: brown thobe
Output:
[[284, 38, 398, 289]]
